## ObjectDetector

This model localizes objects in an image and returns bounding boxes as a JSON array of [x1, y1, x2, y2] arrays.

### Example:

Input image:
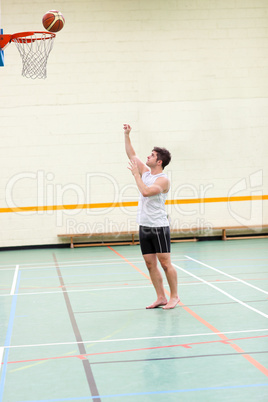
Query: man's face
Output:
[[146, 151, 159, 167]]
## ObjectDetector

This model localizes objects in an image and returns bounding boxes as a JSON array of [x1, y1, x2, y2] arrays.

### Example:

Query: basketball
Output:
[[42, 10, 65, 33]]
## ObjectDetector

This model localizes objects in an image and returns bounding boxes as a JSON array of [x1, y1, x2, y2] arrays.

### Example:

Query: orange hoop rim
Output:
[[0, 31, 56, 49], [11, 31, 56, 43]]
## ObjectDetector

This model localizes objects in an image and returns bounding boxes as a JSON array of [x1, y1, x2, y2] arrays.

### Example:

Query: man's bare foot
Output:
[[162, 297, 180, 310], [146, 297, 168, 309]]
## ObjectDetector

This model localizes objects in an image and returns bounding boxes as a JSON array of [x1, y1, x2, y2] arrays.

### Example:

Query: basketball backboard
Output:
[[0, 0, 4, 66], [0, 29, 4, 66]]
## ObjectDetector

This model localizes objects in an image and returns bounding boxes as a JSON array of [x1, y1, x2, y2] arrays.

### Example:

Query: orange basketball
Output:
[[42, 10, 65, 33]]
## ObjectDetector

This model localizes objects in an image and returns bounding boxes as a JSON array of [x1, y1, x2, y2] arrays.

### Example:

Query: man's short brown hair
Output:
[[153, 147, 171, 169]]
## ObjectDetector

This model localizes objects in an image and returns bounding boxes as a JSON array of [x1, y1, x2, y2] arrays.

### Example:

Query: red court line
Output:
[[107, 247, 152, 282], [4, 334, 268, 366], [108, 247, 268, 377]]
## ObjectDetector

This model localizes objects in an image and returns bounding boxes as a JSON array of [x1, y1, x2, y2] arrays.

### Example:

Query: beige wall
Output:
[[1, 0, 268, 247]]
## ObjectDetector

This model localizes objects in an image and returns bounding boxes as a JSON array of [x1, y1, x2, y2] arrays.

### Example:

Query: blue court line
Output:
[[17, 383, 268, 401], [0, 271, 21, 401]]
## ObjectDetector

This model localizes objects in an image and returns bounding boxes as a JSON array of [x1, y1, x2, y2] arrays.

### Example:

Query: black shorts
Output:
[[139, 226, 171, 255]]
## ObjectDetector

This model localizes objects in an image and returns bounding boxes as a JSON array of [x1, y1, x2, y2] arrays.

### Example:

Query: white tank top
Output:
[[137, 171, 169, 227]]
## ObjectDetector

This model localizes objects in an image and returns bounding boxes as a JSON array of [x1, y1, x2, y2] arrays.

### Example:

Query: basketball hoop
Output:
[[12, 31, 56, 79], [0, 31, 56, 79]]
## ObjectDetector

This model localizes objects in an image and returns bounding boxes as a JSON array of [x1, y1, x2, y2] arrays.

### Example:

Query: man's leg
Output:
[[143, 253, 167, 309], [157, 253, 180, 309]]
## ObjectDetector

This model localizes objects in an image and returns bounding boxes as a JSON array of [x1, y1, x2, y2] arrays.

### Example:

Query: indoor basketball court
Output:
[[1, 1, 268, 401], [1, 240, 268, 401]]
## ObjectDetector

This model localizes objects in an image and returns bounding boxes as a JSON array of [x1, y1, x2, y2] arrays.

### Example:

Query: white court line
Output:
[[0, 258, 129, 269], [0, 258, 188, 271], [20, 258, 188, 270], [181, 280, 238, 285], [10, 265, 19, 296], [0, 258, 132, 267], [185, 255, 268, 295], [0, 261, 135, 271], [0, 280, 244, 298], [174, 263, 268, 319], [0, 347, 4, 373], [0, 279, 261, 298], [22, 261, 138, 270], [0, 285, 158, 298], [2, 328, 268, 350]]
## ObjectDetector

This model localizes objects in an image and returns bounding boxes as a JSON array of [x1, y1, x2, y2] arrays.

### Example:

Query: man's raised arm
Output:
[[124, 124, 136, 159], [123, 124, 149, 175]]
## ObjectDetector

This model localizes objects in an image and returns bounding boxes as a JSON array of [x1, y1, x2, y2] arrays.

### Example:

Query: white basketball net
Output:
[[12, 32, 55, 79]]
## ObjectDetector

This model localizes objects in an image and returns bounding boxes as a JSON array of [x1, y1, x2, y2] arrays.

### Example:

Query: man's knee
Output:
[[160, 261, 169, 271], [159, 257, 172, 272], [145, 260, 156, 271], [144, 255, 157, 271]]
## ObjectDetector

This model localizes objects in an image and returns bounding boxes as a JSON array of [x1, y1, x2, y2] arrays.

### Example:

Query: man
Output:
[[124, 124, 180, 309]]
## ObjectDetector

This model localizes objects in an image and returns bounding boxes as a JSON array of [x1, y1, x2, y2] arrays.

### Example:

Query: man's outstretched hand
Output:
[[127, 159, 139, 176]]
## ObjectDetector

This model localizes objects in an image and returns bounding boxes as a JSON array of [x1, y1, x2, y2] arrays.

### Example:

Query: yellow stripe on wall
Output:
[[166, 195, 268, 205], [0, 195, 267, 214]]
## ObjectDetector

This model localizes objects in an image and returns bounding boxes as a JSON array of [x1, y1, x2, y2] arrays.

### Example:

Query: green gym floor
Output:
[[0, 239, 268, 401]]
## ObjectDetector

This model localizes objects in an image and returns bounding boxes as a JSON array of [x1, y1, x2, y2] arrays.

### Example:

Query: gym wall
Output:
[[1, 0, 268, 247]]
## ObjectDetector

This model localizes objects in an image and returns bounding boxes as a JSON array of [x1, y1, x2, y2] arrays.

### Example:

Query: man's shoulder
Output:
[[156, 172, 168, 180], [142, 170, 151, 179], [154, 174, 170, 193]]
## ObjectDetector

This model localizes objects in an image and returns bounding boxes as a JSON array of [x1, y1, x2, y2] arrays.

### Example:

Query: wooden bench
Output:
[[57, 231, 139, 248], [220, 225, 268, 240], [58, 225, 268, 248], [57, 230, 198, 248], [171, 225, 268, 241]]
